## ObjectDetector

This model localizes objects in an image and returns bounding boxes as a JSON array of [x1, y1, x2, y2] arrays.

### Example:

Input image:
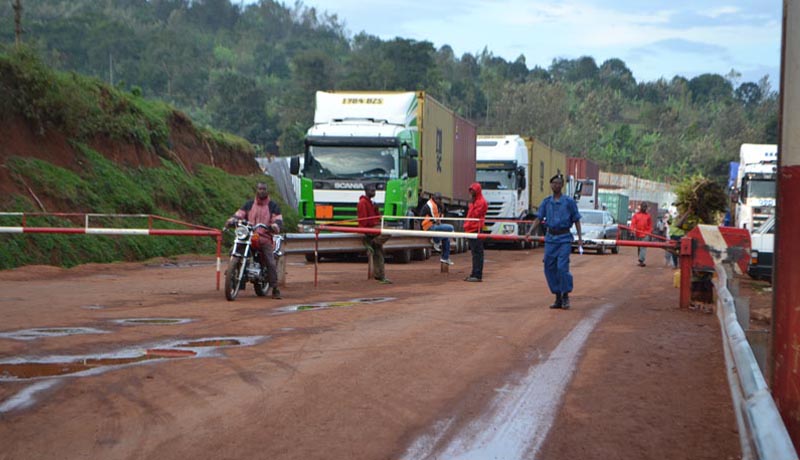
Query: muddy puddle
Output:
[[274, 297, 396, 314], [0, 327, 108, 341], [112, 318, 193, 326], [0, 335, 265, 413]]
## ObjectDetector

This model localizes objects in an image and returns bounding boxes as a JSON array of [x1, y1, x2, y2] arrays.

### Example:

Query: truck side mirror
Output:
[[573, 181, 583, 201], [290, 156, 300, 175], [408, 158, 418, 178], [517, 166, 526, 190]]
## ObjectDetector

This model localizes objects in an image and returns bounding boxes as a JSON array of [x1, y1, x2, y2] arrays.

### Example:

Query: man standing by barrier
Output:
[[358, 183, 391, 284], [530, 175, 582, 309], [631, 202, 653, 267], [421, 192, 454, 265], [464, 183, 487, 282]]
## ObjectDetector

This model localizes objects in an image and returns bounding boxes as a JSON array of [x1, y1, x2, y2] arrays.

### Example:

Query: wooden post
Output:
[[679, 236, 693, 309], [13, 0, 22, 48], [440, 261, 449, 273]]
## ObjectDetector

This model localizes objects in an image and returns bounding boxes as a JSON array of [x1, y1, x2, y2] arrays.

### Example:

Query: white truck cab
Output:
[[476, 136, 529, 238]]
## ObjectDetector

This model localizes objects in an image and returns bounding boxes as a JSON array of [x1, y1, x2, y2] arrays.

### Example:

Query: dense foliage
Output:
[[0, 0, 778, 185]]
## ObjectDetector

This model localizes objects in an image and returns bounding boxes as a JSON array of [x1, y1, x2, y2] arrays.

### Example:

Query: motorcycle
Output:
[[224, 220, 283, 301]]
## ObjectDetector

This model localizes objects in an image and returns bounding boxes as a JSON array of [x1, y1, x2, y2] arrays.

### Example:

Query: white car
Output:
[[571, 209, 619, 254]]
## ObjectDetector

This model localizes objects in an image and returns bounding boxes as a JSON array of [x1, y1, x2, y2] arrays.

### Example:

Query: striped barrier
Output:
[[0, 213, 223, 289]]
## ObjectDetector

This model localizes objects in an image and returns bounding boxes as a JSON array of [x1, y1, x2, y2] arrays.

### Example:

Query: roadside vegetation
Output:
[[0, 48, 297, 269], [0, 0, 778, 182]]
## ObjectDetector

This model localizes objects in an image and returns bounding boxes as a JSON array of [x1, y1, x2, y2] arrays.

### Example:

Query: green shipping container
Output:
[[599, 192, 629, 224]]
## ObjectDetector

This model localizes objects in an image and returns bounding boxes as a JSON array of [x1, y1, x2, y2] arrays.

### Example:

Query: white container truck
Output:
[[476, 135, 567, 246], [735, 143, 777, 231]]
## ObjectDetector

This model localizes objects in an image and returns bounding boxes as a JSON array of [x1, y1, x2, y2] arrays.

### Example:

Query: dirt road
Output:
[[0, 246, 739, 459]]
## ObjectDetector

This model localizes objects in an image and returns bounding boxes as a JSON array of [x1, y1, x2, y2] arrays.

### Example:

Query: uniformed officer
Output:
[[530, 175, 583, 309]]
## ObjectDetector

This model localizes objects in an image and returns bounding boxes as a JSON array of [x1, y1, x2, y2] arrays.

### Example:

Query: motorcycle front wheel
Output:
[[225, 256, 244, 301], [254, 276, 269, 296]]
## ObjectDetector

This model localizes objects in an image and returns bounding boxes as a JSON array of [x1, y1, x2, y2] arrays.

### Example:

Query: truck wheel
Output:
[[411, 248, 426, 261], [394, 249, 411, 264], [611, 246, 619, 254], [598, 245, 605, 255]]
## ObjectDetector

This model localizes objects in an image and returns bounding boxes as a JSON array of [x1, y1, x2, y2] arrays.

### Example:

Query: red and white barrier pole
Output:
[[772, 1, 800, 449]]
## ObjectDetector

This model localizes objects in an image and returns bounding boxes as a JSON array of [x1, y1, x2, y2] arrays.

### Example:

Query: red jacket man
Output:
[[630, 202, 653, 267], [464, 182, 488, 282], [357, 183, 391, 283]]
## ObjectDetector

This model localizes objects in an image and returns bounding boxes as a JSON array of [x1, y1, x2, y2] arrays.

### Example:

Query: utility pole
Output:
[[772, 0, 800, 452], [13, 0, 23, 48]]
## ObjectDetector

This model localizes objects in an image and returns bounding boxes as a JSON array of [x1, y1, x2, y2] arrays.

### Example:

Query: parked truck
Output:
[[475, 135, 566, 247], [735, 143, 777, 231], [567, 157, 600, 210], [290, 91, 476, 261]]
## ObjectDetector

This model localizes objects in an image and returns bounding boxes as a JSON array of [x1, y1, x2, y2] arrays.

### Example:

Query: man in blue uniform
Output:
[[530, 175, 583, 309]]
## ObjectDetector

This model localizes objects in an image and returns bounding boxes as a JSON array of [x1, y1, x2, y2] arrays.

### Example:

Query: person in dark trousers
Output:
[[631, 202, 653, 267], [357, 183, 391, 284], [226, 182, 283, 299], [530, 175, 582, 309], [420, 192, 454, 265], [464, 182, 488, 282]]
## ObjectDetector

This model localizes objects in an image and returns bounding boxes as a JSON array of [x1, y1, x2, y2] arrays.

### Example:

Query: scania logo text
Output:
[[333, 182, 365, 190]]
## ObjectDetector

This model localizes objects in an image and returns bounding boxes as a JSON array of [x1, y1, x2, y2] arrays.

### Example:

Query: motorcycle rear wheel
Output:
[[225, 256, 244, 301]]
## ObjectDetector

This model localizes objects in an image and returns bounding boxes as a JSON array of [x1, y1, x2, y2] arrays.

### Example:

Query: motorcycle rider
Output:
[[226, 182, 283, 299]]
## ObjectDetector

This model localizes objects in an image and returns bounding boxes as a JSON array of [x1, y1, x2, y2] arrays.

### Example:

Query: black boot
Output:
[[550, 293, 562, 309], [561, 293, 571, 309]]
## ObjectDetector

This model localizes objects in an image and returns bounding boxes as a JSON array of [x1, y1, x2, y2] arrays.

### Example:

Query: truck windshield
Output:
[[745, 180, 775, 199], [305, 146, 399, 180], [477, 168, 515, 190]]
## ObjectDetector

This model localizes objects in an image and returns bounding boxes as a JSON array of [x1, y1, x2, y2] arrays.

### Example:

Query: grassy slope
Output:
[[0, 48, 297, 269]]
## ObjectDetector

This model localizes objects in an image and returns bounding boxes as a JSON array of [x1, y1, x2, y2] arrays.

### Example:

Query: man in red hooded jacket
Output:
[[357, 183, 391, 283], [464, 182, 488, 282]]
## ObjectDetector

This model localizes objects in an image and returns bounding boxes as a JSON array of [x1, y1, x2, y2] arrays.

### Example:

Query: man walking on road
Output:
[[358, 183, 391, 284], [464, 183, 488, 282], [631, 202, 653, 267], [421, 192, 454, 265], [530, 175, 582, 309]]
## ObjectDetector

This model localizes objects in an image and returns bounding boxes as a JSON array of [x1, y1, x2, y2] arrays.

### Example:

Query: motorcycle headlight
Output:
[[235, 226, 249, 239]]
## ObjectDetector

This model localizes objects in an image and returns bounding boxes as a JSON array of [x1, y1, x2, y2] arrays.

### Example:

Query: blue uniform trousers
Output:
[[543, 239, 573, 294]]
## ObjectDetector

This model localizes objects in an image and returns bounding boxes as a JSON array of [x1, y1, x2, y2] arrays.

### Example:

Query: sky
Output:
[[266, 0, 782, 87]]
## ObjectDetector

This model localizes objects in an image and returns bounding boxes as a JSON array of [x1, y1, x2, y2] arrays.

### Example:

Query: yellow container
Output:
[[673, 270, 681, 288]]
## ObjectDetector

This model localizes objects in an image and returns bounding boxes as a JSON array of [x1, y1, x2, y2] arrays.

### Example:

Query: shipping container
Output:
[[528, 137, 568, 209], [598, 192, 630, 225], [567, 157, 600, 182], [452, 115, 477, 202]]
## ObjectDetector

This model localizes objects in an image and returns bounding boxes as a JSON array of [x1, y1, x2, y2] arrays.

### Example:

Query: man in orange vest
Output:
[[420, 192, 454, 265]]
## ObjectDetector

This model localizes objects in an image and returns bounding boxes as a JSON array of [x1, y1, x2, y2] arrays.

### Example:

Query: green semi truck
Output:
[[289, 91, 476, 261]]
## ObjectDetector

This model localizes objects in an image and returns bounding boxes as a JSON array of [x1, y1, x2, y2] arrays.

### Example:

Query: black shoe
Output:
[[561, 294, 570, 309], [271, 288, 282, 299], [550, 294, 563, 309]]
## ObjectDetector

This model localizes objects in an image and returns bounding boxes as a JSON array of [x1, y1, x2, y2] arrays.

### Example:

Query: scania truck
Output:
[[735, 143, 777, 231], [290, 91, 476, 261], [475, 135, 567, 247]]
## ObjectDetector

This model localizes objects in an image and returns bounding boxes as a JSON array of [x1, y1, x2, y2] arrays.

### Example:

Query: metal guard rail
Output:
[[714, 264, 796, 460]]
